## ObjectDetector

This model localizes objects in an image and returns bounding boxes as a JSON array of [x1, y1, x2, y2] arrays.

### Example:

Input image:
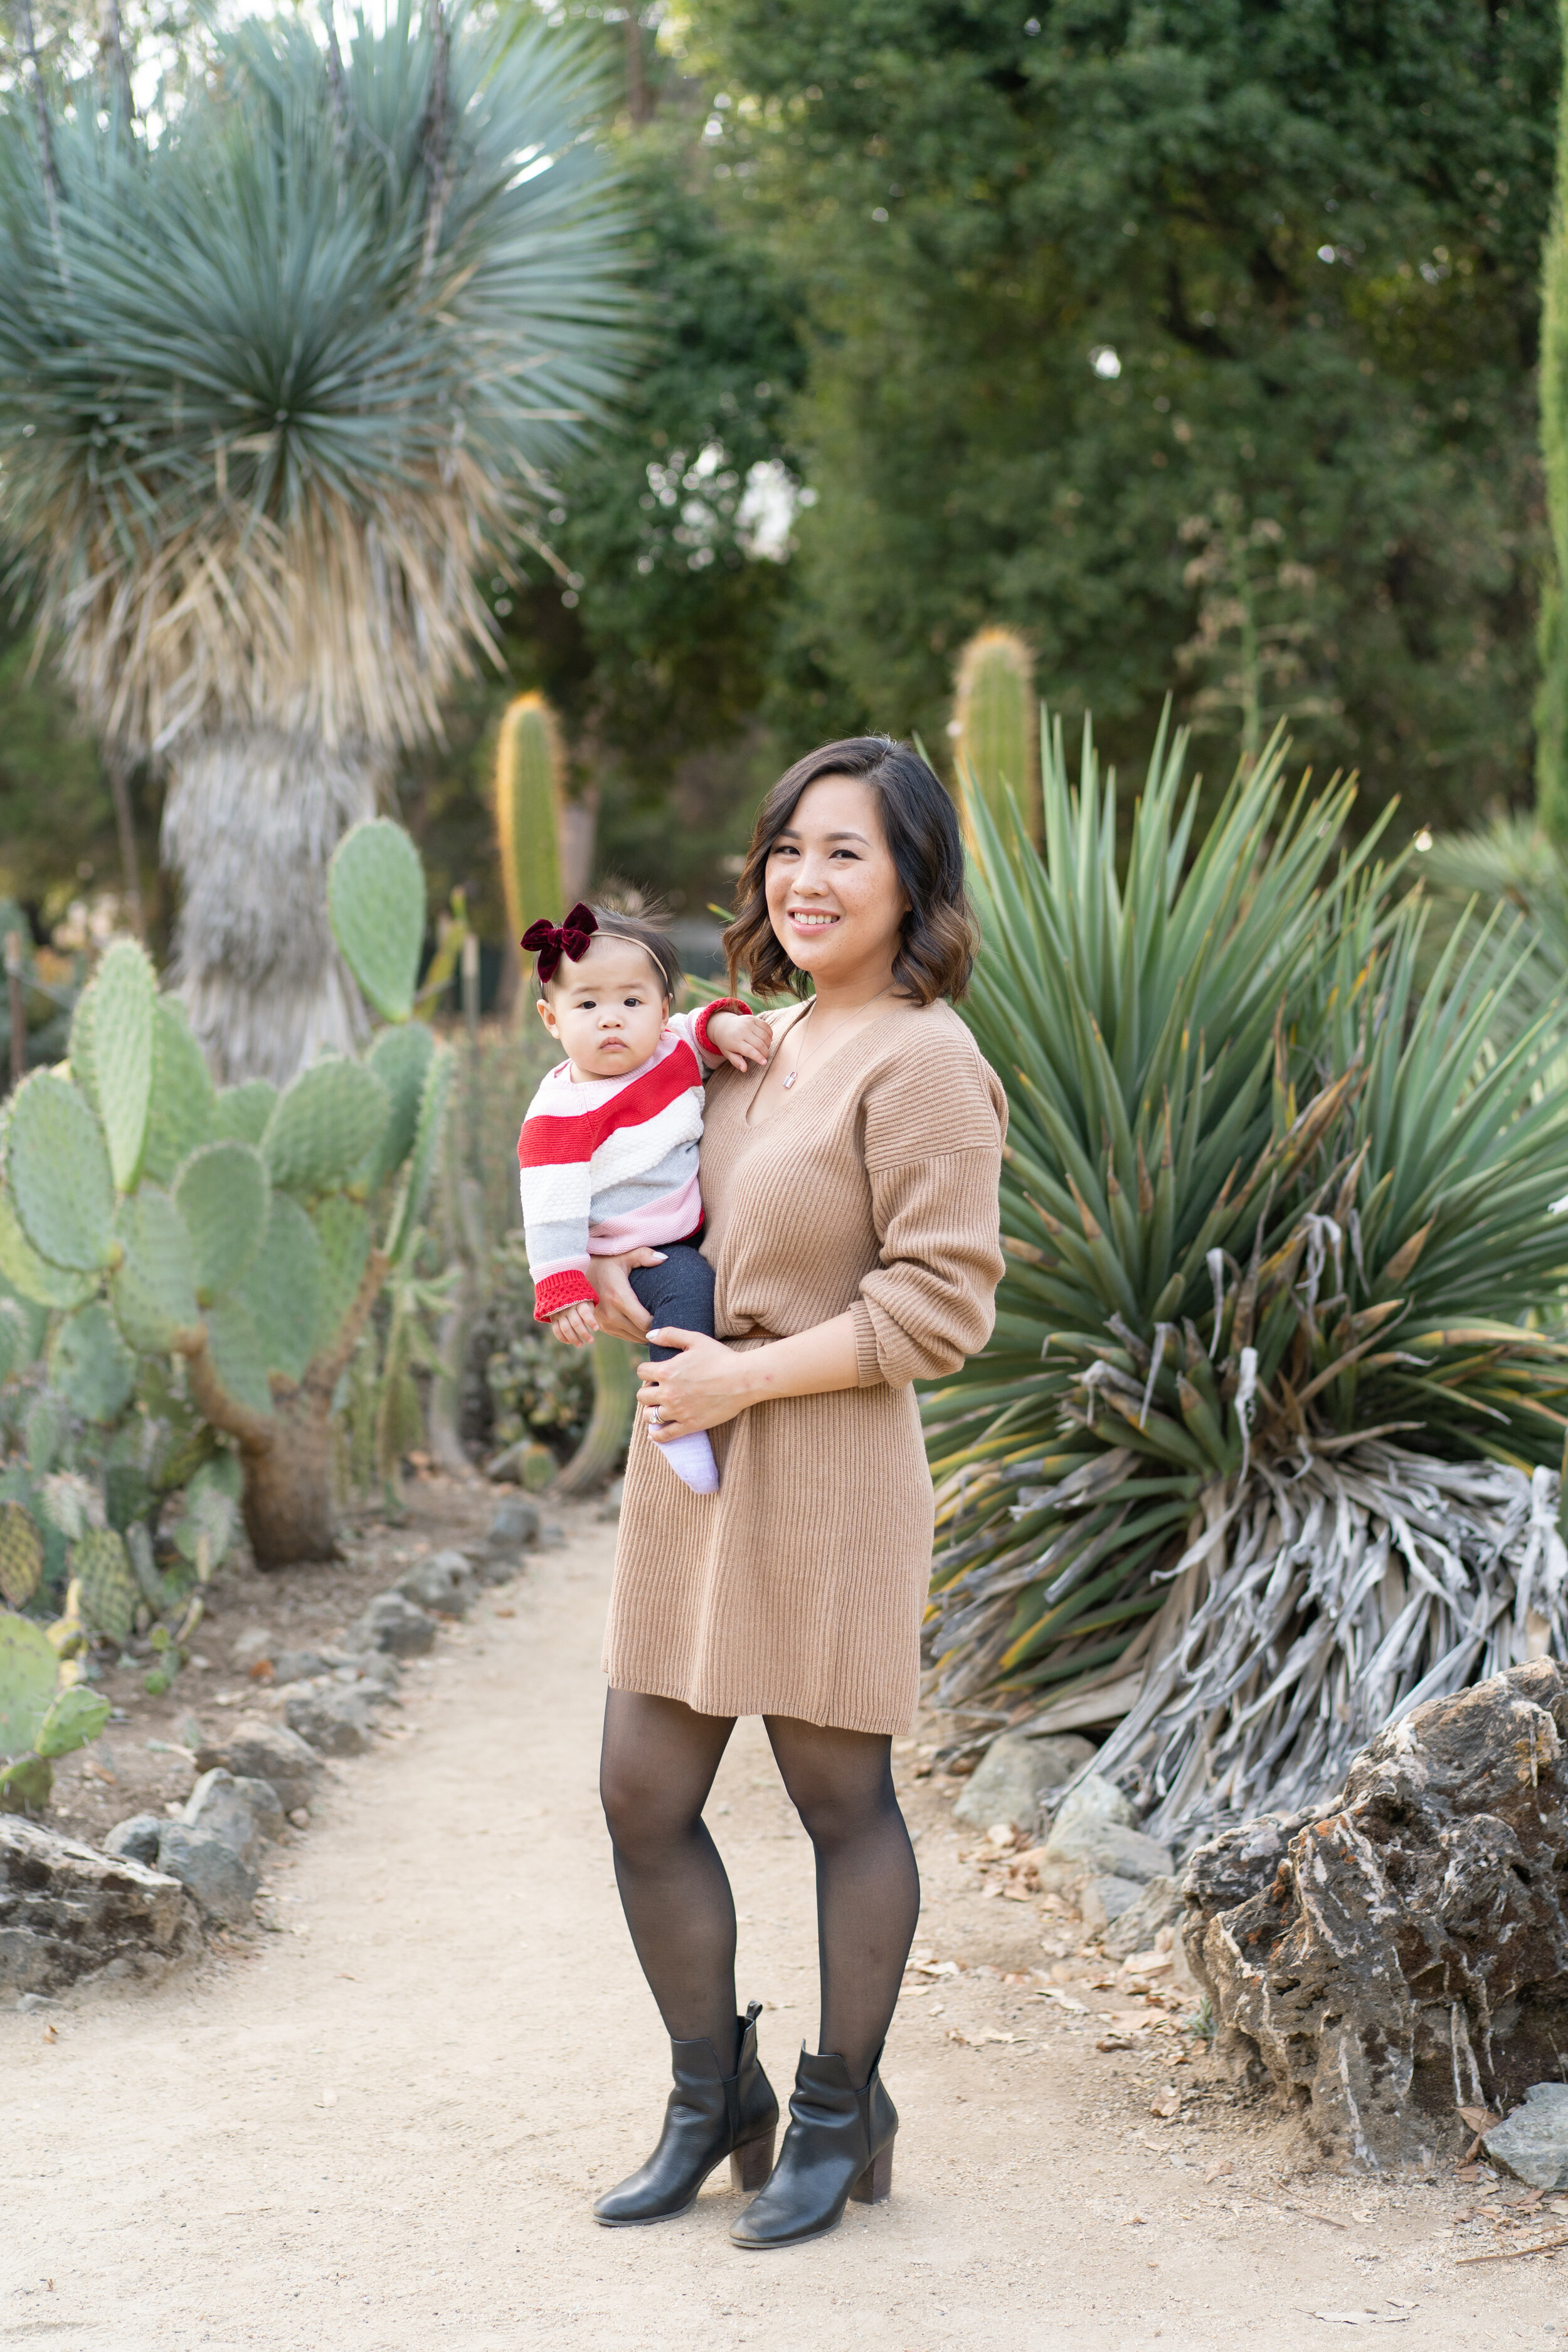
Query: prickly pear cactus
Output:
[[88, 939, 157, 1189], [110, 1186, 201, 1353], [262, 1059, 391, 1197], [327, 817, 426, 1023], [384, 1041, 455, 1267], [138, 997, 217, 1185], [361, 1022, 437, 1189], [494, 692, 566, 962], [0, 1188, 97, 1310], [5, 1073, 117, 1273], [0, 1609, 58, 1756], [34, 1683, 110, 1759], [0, 1502, 43, 1608], [241, 1194, 325, 1384], [48, 1303, 136, 1423], [211, 1079, 277, 1148], [176, 1140, 268, 1303], [72, 1527, 138, 1646]]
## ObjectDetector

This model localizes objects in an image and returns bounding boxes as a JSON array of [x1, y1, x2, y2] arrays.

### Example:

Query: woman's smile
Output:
[[787, 907, 840, 930]]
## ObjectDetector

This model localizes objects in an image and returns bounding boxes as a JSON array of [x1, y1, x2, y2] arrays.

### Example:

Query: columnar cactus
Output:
[[951, 625, 1041, 848], [0, 823, 452, 1567], [494, 692, 565, 987]]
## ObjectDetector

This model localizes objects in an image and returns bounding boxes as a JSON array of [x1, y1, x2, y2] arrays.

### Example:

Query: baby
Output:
[[516, 902, 771, 1495]]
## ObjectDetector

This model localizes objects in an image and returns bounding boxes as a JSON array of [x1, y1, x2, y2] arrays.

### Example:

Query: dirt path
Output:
[[4, 1505, 1559, 2351]]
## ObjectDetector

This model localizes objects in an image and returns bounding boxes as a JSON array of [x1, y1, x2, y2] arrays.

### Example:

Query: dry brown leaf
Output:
[[1457, 2105, 1498, 2134], [1150, 2086, 1182, 2119]]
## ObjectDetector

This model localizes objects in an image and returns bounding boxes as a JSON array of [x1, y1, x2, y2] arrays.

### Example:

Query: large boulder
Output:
[[0, 1817, 198, 1993], [953, 1733, 1095, 1833], [1182, 1660, 1568, 2169], [156, 1826, 258, 1929]]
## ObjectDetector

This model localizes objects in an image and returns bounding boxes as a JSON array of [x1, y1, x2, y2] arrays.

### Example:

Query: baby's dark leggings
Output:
[[627, 1241, 716, 1361]]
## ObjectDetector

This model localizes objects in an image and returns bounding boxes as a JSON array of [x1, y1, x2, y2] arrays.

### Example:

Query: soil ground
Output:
[[6, 1486, 1565, 2351]]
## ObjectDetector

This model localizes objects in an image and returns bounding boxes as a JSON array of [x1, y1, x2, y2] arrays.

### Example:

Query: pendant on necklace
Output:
[[782, 1071, 797, 1090]]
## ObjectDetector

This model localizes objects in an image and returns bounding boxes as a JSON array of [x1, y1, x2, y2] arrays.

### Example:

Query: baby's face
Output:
[[538, 938, 669, 1080]]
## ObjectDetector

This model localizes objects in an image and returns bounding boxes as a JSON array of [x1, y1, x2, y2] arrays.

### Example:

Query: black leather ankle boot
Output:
[[593, 2002, 778, 2226], [728, 2045, 896, 2249]]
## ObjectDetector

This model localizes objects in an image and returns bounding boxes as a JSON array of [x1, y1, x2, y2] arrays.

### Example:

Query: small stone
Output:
[[183, 1769, 263, 1870], [347, 1591, 437, 1658], [1043, 1776, 1172, 1883], [484, 1496, 540, 1554], [1485, 2085, 1568, 2191], [156, 1825, 258, 1927], [338, 1653, 401, 1699], [395, 1551, 475, 1618], [1103, 1875, 1185, 1961], [231, 1777, 285, 1843], [538, 1523, 567, 1550], [102, 1813, 165, 1867], [954, 1732, 1095, 1835], [270, 1649, 332, 1684], [1079, 1875, 1145, 1932], [194, 1718, 324, 1816], [285, 1687, 374, 1757], [288, 1808, 310, 1830], [16, 1991, 55, 2012], [231, 1627, 277, 1668]]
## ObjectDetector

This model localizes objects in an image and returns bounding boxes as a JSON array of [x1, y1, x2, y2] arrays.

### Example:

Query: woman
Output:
[[586, 736, 1006, 2249]]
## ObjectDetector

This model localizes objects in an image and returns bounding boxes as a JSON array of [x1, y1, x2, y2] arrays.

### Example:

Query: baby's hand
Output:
[[548, 1301, 599, 1348], [706, 1010, 774, 1073]]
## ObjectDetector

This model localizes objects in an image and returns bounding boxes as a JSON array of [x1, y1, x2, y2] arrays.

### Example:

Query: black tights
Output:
[[599, 1690, 920, 2088]]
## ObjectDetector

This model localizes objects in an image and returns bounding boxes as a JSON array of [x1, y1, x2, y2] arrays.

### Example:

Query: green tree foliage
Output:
[[688, 0, 1558, 822]]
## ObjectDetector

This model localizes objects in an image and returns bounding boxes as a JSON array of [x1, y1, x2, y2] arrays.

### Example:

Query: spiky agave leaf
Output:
[[926, 716, 1568, 1833]]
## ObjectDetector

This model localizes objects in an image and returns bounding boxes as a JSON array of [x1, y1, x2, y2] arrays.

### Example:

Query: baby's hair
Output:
[[534, 903, 682, 1002]]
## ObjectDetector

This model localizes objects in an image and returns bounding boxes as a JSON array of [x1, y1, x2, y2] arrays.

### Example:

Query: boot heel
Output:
[[849, 2141, 893, 2206], [731, 2129, 775, 2192]]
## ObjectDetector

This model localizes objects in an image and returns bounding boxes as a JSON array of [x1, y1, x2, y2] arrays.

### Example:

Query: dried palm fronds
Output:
[[924, 714, 1568, 1838]]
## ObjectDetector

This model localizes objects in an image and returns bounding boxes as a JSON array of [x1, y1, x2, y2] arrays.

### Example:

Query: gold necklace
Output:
[[779, 986, 894, 1091]]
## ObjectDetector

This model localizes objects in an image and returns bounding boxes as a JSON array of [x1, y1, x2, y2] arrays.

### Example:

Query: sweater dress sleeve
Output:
[[848, 1028, 1008, 1389]]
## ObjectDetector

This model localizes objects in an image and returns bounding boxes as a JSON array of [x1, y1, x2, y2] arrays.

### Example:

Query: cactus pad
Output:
[[0, 1187, 97, 1310], [0, 1609, 57, 1757], [49, 1302, 137, 1423], [175, 1140, 269, 1303], [241, 1194, 325, 1382], [90, 938, 157, 1190], [360, 1021, 436, 1189], [0, 1273, 47, 1365], [312, 1194, 372, 1348], [140, 999, 217, 1185], [67, 978, 101, 1118], [72, 1527, 137, 1646], [212, 1080, 278, 1147], [110, 1187, 200, 1354], [34, 1683, 110, 1759], [202, 1298, 275, 1421], [4, 1071, 117, 1271], [23, 1394, 63, 1476], [327, 818, 426, 1022], [385, 1041, 454, 1265], [262, 1059, 389, 1197], [0, 1502, 43, 1608]]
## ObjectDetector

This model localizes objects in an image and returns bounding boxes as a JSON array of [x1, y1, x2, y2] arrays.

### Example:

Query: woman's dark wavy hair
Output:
[[723, 737, 976, 1006]]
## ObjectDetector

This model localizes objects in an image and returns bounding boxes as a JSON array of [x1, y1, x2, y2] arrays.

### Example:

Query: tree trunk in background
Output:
[[1539, 8, 1568, 844], [103, 744, 146, 941], [161, 727, 381, 1084]]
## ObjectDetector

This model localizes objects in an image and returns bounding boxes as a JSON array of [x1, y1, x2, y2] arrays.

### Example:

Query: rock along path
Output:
[[4, 1506, 1562, 2352]]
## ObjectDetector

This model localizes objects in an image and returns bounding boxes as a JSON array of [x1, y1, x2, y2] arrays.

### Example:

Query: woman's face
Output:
[[763, 775, 909, 993]]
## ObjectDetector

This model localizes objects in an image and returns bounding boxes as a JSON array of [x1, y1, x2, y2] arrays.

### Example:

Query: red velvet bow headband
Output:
[[521, 902, 598, 983]]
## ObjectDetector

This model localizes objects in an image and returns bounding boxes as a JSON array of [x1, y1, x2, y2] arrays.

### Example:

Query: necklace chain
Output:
[[779, 986, 893, 1091]]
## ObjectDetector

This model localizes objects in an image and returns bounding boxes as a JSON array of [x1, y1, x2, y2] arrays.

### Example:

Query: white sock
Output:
[[657, 1430, 719, 1495]]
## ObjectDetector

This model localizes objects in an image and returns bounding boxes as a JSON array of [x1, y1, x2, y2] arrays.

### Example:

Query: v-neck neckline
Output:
[[741, 997, 899, 1132]]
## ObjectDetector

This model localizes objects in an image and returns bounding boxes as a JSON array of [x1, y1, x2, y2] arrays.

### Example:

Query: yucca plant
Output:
[[925, 716, 1568, 1845], [0, 2, 632, 1084]]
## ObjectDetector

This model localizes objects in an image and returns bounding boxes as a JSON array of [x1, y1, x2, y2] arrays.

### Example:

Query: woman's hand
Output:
[[637, 1328, 751, 1441], [586, 1249, 663, 1343]]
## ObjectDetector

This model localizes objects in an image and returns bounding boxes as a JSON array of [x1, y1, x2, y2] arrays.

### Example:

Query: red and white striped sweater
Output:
[[517, 1000, 743, 1322]]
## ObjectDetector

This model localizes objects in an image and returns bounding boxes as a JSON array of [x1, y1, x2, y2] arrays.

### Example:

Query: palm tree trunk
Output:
[[161, 726, 381, 1085]]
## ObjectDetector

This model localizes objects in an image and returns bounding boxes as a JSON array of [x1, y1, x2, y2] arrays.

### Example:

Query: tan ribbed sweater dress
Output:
[[603, 995, 1007, 1736]]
